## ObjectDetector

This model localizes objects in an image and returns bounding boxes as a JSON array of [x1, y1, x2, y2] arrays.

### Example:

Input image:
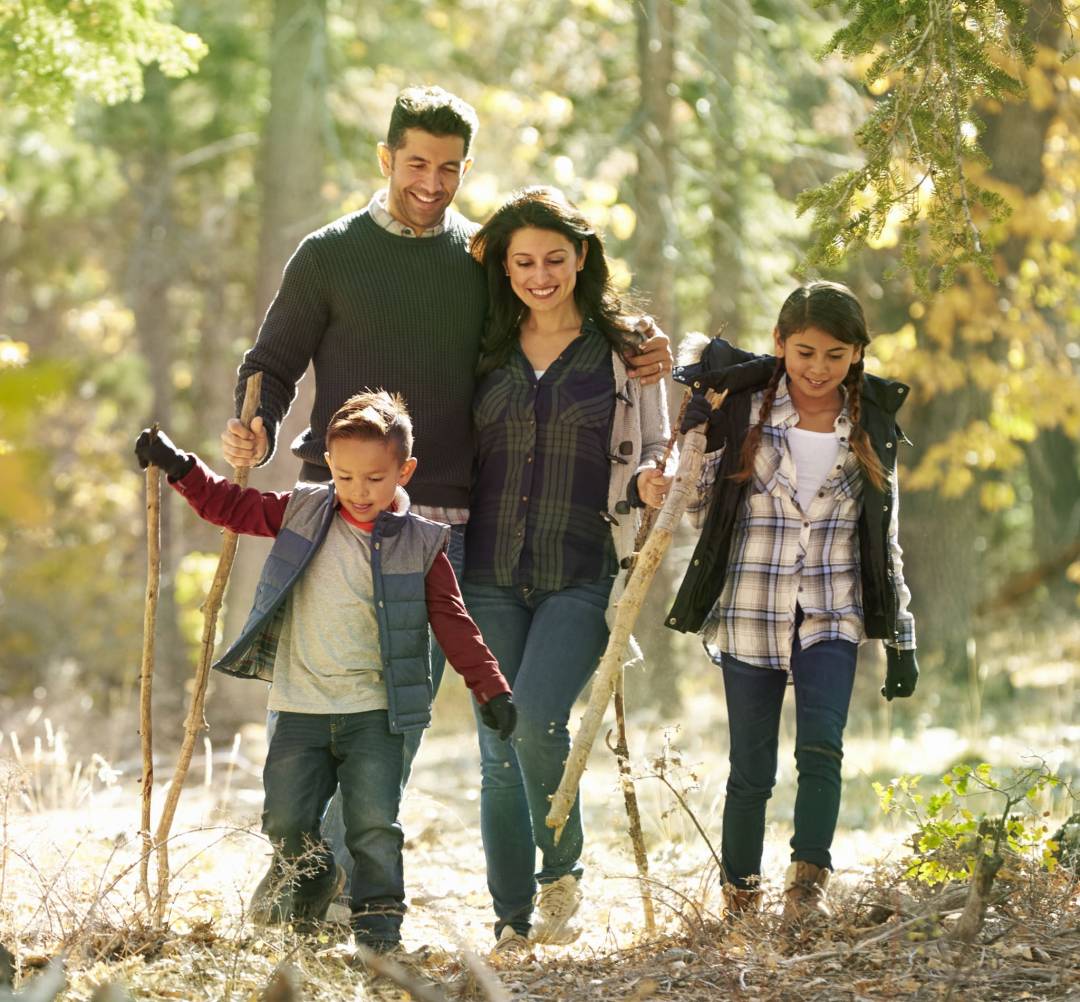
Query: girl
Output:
[[668, 281, 918, 924], [465, 186, 672, 953]]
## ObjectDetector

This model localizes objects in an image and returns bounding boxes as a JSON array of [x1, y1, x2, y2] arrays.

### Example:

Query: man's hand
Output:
[[636, 468, 673, 509], [479, 692, 517, 740], [882, 648, 919, 701], [221, 415, 268, 469], [134, 428, 195, 481], [625, 317, 673, 386]]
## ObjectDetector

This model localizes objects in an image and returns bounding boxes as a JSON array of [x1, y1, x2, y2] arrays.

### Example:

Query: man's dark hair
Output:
[[386, 86, 479, 155]]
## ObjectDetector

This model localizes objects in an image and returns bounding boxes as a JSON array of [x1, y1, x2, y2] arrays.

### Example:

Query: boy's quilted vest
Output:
[[213, 483, 450, 734]]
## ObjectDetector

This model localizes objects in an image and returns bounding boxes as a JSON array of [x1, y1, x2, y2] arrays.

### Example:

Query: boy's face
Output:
[[325, 437, 417, 522]]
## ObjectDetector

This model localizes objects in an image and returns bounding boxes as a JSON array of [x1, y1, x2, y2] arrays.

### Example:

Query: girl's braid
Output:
[[843, 361, 887, 492], [733, 357, 785, 483]]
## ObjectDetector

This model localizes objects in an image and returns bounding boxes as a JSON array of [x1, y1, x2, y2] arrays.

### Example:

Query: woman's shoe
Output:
[[530, 874, 582, 945]]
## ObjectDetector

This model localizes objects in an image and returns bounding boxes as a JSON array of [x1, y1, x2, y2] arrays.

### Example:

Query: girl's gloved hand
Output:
[[882, 648, 919, 700], [680, 393, 723, 435]]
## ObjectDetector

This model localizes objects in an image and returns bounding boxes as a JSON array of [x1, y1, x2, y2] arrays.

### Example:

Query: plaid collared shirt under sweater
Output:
[[688, 377, 916, 671]]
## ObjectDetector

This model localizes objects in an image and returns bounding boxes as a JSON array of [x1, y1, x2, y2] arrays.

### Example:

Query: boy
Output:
[[135, 391, 515, 954]]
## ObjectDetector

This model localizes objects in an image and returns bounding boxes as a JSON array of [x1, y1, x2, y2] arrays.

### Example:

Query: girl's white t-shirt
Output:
[[787, 427, 841, 512]]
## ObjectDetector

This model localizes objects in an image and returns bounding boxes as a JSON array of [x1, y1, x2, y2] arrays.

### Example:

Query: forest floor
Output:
[[1, 669, 1078, 1001]]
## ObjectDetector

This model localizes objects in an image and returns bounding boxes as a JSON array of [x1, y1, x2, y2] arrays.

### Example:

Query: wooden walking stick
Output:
[[598, 390, 690, 935], [608, 670, 656, 935], [545, 388, 727, 844], [152, 373, 262, 923], [138, 425, 161, 915]]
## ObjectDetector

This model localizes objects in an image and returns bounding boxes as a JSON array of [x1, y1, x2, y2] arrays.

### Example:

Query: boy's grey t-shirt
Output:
[[267, 513, 388, 714]]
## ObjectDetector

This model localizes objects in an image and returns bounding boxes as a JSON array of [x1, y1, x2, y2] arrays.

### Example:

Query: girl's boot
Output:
[[781, 861, 831, 925], [722, 884, 763, 919]]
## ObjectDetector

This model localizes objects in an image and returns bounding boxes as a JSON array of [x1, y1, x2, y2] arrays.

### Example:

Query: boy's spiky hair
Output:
[[325, 390, 413, 463]]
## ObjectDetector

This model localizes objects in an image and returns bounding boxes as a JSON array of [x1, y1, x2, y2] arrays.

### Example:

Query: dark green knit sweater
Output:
[[236, 208, 487, 507]]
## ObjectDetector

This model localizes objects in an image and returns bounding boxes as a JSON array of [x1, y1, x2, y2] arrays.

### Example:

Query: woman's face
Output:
[[504, 226, 586, 319]]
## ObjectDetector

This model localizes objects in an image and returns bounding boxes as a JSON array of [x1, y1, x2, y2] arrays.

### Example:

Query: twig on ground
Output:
[[353, 947, 446, 1001]]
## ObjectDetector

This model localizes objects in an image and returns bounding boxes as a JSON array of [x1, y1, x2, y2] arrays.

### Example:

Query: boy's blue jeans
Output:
[[718, 630, 857, 890], [290, 523, 466, 892], [262, 710, 405, 945], [462, 578, 612, 938]]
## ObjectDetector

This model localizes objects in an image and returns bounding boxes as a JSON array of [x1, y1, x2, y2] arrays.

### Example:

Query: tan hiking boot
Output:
[[722, 884, 763, 919], [530, 874, 582, 945], [490, 925, 532, 964], [782, 861, 831, 925]]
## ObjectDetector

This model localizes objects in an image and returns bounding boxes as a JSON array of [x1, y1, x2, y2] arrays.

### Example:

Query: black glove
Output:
[[882, 648, 919, 701], [134, 428, 195, 481], [479, 693, 517, 740], [680, 393, 723, 435]]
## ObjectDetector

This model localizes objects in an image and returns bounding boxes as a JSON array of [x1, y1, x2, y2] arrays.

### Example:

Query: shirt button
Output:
[[886, 442, 893, 449], [526, 456, 533, 463], [803, 521, 810, 528], [522, 495, 528, 502], [883, 504, 889, 512]]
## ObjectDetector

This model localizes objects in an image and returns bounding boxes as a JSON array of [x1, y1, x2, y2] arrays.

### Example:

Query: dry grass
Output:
[[0, 698, 1078, 1000]]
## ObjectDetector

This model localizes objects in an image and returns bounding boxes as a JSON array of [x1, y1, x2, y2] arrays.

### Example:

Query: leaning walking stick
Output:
[[545, 388, 727, 843], [152, 373, 262, 923], [608, 670, 656, 935], [138, 425, 161, 915]]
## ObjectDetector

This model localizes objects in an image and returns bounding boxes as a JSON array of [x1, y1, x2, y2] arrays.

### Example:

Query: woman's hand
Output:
[[637, 468, 673, 509]]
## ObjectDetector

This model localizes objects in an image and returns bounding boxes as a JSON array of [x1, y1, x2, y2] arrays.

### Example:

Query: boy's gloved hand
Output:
[[680, 393, 722, 435], [135, 428, 195, 481], [479, 693, 517, 740], [882, 648, 919, 700]]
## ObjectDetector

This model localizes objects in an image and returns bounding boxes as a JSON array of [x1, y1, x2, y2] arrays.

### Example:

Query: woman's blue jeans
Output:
[[462, 578, 612, 937], [719, 632, 857, 889]]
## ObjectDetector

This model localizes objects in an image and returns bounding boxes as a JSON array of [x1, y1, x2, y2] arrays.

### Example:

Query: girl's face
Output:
[[504, 226, 586, 319], [775, 325, 862, 405]]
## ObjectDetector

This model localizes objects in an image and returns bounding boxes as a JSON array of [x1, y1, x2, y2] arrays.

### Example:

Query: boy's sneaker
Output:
[[529, 874, 582, 945], [490, 925, 531, 963]]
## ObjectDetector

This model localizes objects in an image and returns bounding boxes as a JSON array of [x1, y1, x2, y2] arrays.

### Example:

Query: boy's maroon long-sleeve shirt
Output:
[[172, 458, 509, 704]]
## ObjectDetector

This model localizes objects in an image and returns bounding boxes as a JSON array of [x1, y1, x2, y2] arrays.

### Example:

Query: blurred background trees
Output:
[[1, 0, 1077, 749]]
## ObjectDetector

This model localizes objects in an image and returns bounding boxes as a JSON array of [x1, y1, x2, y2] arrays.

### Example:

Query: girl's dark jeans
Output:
[[718, 633, 857, 889]]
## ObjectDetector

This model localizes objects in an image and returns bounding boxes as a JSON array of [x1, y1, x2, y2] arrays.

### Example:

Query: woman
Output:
[[463, 186, 672, 954]]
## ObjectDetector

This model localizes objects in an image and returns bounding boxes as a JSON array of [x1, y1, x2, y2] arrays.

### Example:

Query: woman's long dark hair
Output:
[[470, 186, 641, 376], [734, 281, 887, 491]]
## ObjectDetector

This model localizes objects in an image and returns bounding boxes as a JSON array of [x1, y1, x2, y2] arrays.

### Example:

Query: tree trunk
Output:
[[218, 0, 328, 728], [631, 0, 678, 331], [126, 69, 189, 735]]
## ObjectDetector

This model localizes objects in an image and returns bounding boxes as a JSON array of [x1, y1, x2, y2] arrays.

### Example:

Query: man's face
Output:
[[377, 128, 472, 235]]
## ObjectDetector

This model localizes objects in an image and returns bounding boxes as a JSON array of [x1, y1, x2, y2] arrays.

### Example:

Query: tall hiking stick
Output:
[[152, 373, 262, 924], [545, 388, 726, 843], [603, 388, 690, 934], [138, 425, 161, 915]]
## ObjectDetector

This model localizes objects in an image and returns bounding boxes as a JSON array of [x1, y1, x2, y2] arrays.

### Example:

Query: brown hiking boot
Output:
[[722, 884, 763, 919], [782, 861, 831, 926]]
